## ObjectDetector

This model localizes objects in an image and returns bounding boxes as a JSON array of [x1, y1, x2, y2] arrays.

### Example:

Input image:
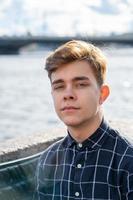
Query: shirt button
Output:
[[75, 192, 79, 197], [78, 143, 82, 148], [77, 164, 82, 168]]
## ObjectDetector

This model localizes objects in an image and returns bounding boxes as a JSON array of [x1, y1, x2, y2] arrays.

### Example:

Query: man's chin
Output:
[[59, 116, 82, 127], [63, 120, 81, 127]]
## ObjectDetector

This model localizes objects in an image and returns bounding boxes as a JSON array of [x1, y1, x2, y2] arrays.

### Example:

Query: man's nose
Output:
[[63, 86, 77, 100]]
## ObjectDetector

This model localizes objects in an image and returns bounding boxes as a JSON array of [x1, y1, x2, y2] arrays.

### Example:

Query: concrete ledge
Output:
[[0, 127, 67, 163], [0, 120, 133, 163]]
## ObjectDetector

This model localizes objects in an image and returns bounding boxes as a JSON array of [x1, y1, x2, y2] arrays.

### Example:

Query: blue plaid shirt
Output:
[[35, 120, 133, 199]]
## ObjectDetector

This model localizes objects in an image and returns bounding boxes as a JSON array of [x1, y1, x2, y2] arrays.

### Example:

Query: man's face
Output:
[[51, 60, 104, 128]]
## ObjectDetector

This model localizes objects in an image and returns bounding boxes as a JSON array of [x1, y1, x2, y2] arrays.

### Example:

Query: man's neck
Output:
[[67, 114, 103, 143]]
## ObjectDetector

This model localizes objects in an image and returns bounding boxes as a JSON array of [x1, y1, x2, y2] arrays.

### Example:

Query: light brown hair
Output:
[[45, 40, 107, 86]]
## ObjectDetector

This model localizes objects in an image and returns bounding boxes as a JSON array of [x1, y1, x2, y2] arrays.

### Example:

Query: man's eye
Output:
[[79, 83, 86, 86], [76, 82, 89, 87], [53, 85, 64, 90]]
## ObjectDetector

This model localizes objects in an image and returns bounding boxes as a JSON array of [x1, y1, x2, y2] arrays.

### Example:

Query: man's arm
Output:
[[125, 173, 133, 199], [33, 157, 47, 200]]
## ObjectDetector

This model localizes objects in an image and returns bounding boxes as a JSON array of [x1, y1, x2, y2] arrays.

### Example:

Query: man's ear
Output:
[[99, 84, 110, 105]]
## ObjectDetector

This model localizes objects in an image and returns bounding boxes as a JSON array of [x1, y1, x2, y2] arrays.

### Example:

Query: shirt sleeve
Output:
[[126, 173, 133, 199], [33, 156, 47, 200], [121, 151, 133, 200]]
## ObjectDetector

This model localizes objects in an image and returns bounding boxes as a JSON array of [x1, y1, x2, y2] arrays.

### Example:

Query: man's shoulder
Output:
[[102, 124, 133, 173], [107, 124, 133, 156], [38, 137, 65, 164]]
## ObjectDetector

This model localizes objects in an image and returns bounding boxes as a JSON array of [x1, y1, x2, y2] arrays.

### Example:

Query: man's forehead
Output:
[[50, 61, 95, 83]]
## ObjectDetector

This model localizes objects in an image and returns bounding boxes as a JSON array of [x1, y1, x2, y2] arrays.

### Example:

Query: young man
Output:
[[35, 40, 133, 199]]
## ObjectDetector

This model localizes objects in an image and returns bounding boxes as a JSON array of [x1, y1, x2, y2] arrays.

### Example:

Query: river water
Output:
[[0, 45, 133, 141]]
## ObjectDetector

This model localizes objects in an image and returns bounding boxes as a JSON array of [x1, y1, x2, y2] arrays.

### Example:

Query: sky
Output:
[[0, 0, 133, 36]]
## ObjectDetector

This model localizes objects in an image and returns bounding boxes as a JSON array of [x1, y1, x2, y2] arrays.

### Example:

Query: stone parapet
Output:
[[0, 120, 133, 163]]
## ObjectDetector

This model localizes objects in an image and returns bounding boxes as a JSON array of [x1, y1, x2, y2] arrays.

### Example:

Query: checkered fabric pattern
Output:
[[34, 120, 133, 200]]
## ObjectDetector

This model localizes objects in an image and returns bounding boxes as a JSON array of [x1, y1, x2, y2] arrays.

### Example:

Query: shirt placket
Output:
[[72, 143, 84, 199]]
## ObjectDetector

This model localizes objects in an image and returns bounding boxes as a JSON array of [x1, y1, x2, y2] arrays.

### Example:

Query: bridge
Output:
[[0, 34, 133, 54]]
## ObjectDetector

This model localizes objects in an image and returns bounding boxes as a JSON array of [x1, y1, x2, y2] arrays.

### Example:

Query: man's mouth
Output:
[[61, 106, 80, 111]]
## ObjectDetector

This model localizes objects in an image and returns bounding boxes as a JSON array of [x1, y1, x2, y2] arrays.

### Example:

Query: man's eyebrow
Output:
[[52, 77, 90, 85], [72, 76, 90, 81], [52, 79, 64, 85]]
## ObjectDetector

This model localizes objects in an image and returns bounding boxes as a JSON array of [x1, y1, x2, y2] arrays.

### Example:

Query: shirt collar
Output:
[[63, 131, 76, 148], [85, 119, 109, 150], [63, 119, 109, 150]]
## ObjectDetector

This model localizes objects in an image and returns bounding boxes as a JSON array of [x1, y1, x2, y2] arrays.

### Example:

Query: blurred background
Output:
[[0, 0, 133, 36], [0, 0, 133, 141]]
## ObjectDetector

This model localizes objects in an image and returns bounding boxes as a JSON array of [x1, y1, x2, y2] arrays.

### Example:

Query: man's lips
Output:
[[61, 106, 80, 111]]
